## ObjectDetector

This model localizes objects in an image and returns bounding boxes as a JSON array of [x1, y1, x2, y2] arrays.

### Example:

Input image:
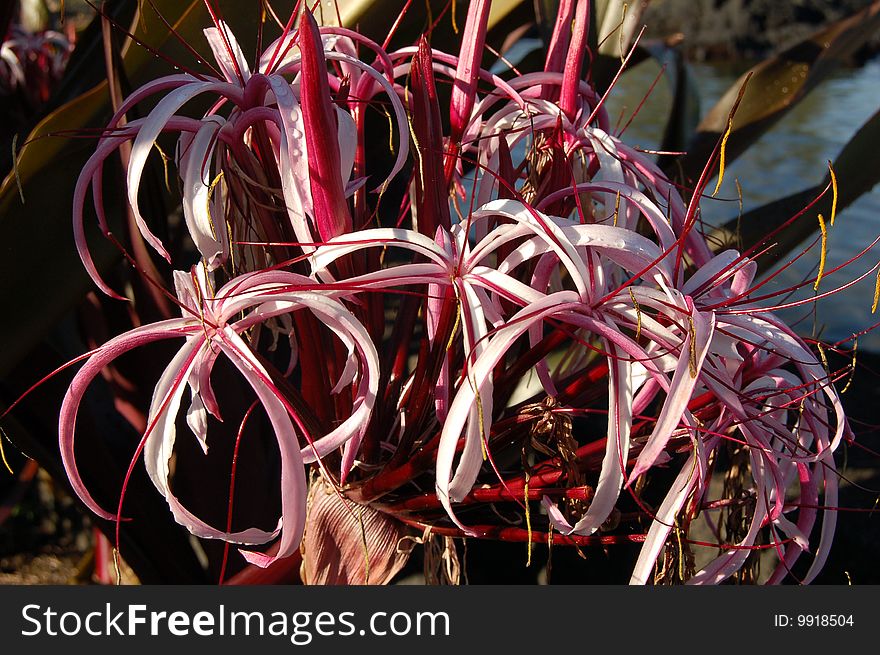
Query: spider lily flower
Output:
[[402, 187, 843, 582], [440, 283, 715, 538], [310, 208, 572, 524], [0, 37, 26, 91], [0, 24, 71, 107], [73, 11, 408, 295], [59, 267, 379, 567], [465, 81, 714, 268], [312, 195, 688, 531], [599, 252, 846, 584]]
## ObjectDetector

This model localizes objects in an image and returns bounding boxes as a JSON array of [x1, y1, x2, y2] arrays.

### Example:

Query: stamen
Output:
[[675, 524, 686, 581], [524, 472, 532, 566], [872, 268, 880, 313], [226, 218, 236, 275], [828, 161, 838, 226], [629, 287, 641, 340], [112, 548, 121, 586], [814, 213, 827, 291], [446, 309, 462, 352], [0, 428, 14, 475], [383, 105, 396, 156], [405, 112, 427, 200], [840, 338, 858, 394], [688, 315, 697, 378], [817, 342, 829, 372], [206, 171, 225, 239], [712, 117, 733, 197], [153, 142, 173, 194], [475, 384, 488, 461]]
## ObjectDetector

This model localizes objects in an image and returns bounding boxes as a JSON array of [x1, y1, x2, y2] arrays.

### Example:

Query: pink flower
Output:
[[60, 266, 379, 568]]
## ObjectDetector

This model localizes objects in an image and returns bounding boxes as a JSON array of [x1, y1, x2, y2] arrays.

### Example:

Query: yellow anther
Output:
[[524, 474, 533, 567], [814, 213, 827, 291], [828, 161, 838, 226], [113, 548, 122, 586], [817, 342, 829, 372], [841, 338, 857, 394], [0, 428, 14, 475], [674, 523, 686, 581], [629, 287, 641, 340], [153, 142, 173, 194], [688, 315, 698, 378], [446, 303, 462, 353], [475, 385, 488, 461], [206, 171, 225, 240], [872, 268, 880, 314], [712, 117, 733, 197]]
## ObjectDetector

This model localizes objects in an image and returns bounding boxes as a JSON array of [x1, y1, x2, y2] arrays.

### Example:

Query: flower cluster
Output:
[[1, 22, 70, 109], [64, 1, 852, 584]]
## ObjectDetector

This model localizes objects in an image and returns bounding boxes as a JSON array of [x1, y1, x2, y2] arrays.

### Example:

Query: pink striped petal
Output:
[[58, 319, 195, 520], [203, 21, 251, 84], [218, 328, 308, 567], [627, 298, 715, 484]]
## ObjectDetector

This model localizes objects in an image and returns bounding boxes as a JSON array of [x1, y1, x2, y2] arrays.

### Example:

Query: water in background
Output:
[[603, 57, 880, 351]]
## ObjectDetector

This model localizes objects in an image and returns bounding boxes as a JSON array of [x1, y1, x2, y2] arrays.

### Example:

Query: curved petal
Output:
[[473, 200, 591, 300], [234, 292, 379, 474], [142, 337, 281, 545], [310, 227, 450, 273], [204, 22, 251, 84], [218, 328, 308, 567], [437, 291, 581, 531], [629, 445, 707, 585], [546, 338, 633, 535], [268, 75, 315, 250], [627, 299, 715, 484], [58, 319, 195, 520], [179, 115, 229, 269], [127, 82, 232, 261]]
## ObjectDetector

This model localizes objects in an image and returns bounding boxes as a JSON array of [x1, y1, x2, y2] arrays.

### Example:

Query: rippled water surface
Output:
[[604, 57, 880, 350]]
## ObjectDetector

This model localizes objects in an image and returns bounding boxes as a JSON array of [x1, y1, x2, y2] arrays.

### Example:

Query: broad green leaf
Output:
[[671, 0, 880, 184], [712, 108, 880, 271]]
